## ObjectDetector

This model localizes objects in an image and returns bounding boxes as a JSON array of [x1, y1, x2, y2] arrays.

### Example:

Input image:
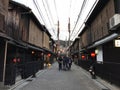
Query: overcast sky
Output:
[[13, 0, 98, 41]]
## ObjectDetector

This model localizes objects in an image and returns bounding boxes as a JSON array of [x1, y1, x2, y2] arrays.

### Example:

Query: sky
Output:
[[13, 0, 98, 41]]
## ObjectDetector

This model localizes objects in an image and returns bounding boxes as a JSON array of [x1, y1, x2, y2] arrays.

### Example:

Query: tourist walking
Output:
[[63, 56, 69, 70], [57, 56, 63, 71], [68, 57, 73, 70]]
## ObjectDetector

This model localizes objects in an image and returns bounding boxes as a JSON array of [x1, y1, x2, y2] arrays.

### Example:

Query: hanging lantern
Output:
[[81, 55, 85, 60], [17, 58, 21, 62], [91, 52, 96, 57], [32, 51, 35, 54], [47, 53, 51, 57], [13, 58, 17, 63]]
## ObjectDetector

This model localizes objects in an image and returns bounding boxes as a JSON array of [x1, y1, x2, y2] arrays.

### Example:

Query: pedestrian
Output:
[[57, 56, 63, 71], [68, 57, 73, 70], [63, 56, 69, 70], [62, 56, 66, 70]]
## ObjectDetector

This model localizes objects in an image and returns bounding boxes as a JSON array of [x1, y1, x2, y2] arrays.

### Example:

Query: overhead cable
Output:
[[54, 0, 59, 20], [41, 0, 56, 37], [71, 0, 99, 41], [45, 0, 55, 26], [33, 0, 47, 26], [70, 0, 87, 38], [84, 0, 99, 22]]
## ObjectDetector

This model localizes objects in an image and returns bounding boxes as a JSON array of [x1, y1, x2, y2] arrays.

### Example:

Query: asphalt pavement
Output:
[[2, 62, 120, 90]]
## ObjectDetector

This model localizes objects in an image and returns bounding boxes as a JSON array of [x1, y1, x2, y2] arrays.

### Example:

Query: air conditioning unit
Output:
[[109, 14, 120, 30]]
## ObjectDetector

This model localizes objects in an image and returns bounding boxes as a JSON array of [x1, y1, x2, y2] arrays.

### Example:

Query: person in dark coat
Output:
[[57, 56, 63, 71], [68, 57, 73, 70], [62, 56, 66, 70], [63, 56, 69, 70]]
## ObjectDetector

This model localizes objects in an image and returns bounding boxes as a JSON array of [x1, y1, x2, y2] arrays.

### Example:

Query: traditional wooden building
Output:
[[70, 38, 80, 64], [0, 0, 9, 86], [72, 0, 120, 86], [0, 0, 55, 85]]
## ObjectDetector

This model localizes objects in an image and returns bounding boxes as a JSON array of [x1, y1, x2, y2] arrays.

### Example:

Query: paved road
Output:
[[12, 62, 108, 90]]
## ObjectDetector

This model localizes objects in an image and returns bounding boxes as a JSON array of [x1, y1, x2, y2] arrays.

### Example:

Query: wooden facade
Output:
[[81, 0, 115, 48], [80, 27, 91, 48], [43, 29, 51, 49], [7, 1, 55, 53], [6, 1, 30, 41], [70, 0, 120, 86], [28, 18, 43, 47], [0, 0, 9, 85], [0, 0, 56, 86], [0, 0, 9, 32], [43, 33, 50, 49], [70, 38, 80, 64]]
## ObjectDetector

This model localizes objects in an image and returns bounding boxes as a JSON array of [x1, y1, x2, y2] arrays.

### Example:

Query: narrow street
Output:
[[1, 0, 120, 90], [8, 62, 119, 90]]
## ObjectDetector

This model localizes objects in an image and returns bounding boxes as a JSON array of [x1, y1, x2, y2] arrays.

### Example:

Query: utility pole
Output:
[[57, 20, 60, 41], [57, 20, 60, 51], [68, 18, 70, 46]]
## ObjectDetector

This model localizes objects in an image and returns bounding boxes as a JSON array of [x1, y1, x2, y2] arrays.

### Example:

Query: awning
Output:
[[27, 44, 44, 52], [7, 41, 27, 49], [42, 48, 55, 54], [0, 32, 13, 40], [88, 33, 119, 49]]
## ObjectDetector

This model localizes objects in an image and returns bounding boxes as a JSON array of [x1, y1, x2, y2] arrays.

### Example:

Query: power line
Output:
[[42, 0, 59, 39], [41, 0, 56, 36], [45, 0, 55, 26], [53, 0, 60, 41], [84, 0, 99, 23], [41, 0, 51, 24], [33, 0, 57, 40], [70, 0, 88, 38], [71, 23, 85, 41], [54, 0, 59, 20], [70, 0, 99, 41], [33, 0, 47, 26], [44, 0, 58, 39]]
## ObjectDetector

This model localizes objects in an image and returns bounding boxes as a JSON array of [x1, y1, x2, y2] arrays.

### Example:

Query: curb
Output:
[[8, 76, 32, 90], [8, 69, 46, 90], [75, 65, 120, 90]]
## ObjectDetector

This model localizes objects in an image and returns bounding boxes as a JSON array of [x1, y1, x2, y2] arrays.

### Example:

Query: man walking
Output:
[[57, 56, 63, 71]]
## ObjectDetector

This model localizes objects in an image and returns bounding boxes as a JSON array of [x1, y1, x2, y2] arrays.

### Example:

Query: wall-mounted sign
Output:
[[114, 39, 120, 47]]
